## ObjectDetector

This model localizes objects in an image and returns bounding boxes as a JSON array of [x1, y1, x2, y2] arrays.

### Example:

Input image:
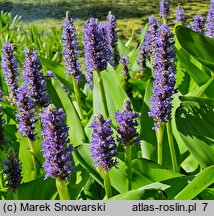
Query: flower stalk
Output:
[[56, 177, 70, 200], [166, 121, 178, 172], [97, 71, 109, 118], [156, 123, 165, 165], [98, 167, 112, 199], [125, 144, 132, 191]]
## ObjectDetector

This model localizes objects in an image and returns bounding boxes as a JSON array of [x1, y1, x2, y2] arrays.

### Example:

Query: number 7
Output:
[[202, 203, 208, 211]]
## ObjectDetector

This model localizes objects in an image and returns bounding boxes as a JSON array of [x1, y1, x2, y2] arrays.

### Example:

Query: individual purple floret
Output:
[[115, 98, 140, 146], [84, 18, 111, 89], [206, 1, 214, 37], [23, 48, 49, 107], [149, 24, 176, 130], [1, 42, 18, 99], [62, 17, 82, 82], [188, 15, 205, 34], [16, 83, 37, 141], [90, 114, 117, 172], [40, 104, 74, 180], [106, 11, 120, 68], [46, 70, 56, 78], [3, 147, 22, 191], [160, 0, 170, 20], [175, 6, 185, 25]]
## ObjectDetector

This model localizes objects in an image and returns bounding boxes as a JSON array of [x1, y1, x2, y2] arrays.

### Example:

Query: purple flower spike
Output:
[[1, 42, 18, 99], [120, 56, 132, 98], [138, 16, 160, 71], [206, 1, 214, 37], [149, 24, 176, 130], [175, 6, 185, 25], [160, 0, 170, 20], [137, 42, 147, 71], [145, 16, 160, 55], [62, 17, 83, 82], [106, 11, 120, 68], [40, 104, 74, 180], [3, 147, 22, 191], [23, 48, 49, 107], [188, 15, 205, 34], [84, 18, 111, 89], [90, 114, 117, 172], [16, 83, 37, 141], [115, 98, 140, 146]]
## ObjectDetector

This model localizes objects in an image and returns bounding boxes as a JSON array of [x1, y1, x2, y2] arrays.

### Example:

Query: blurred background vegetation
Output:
[[0, 0, 210, 64]]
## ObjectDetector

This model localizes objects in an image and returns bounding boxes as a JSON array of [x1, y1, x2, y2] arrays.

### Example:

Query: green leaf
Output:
[[117, 39, 129, 56], [39, 56, 73, 93], [0, 100, 16, 122], [132, 159, 183, 182], [110, 188, 166, 200], [140, 78, 157, 161], [18, 176, 57, 200], [93, 65, 127, 121], [174, 165, 214, 200], [67, 164, 90, 200], [18, 135, 37, 182], [125, 29, 135, 48], [74, 144, 103, 186], [175, 25, 214, 72], [199, 188, 214, 200], [175, 25, 211, 86], [175, 98, 214, 168], [52, 78, 86, 146], [109, 159, 152, 193]]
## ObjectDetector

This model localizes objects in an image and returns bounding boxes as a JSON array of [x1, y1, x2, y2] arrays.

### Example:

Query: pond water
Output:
[[0, 0, 210, 22], [0, 0, 211, 42]]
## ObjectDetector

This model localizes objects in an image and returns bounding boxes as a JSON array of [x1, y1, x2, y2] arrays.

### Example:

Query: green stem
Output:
[[13, 189, 20, 200], [125, 144, 132, 191], [56, 178, 70, 200], [163, 17, 168, 24], [98, 168, 112, 199], [97, 71, 109, 118], [156, 124, 165, 165], [28, 139, 39, 175], [0, 164, 4, 189], [166, 121, 178, 172], [73, 79, 84, 119]]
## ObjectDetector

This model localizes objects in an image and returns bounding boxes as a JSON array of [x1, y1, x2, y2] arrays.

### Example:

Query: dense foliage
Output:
[[0, 0, 214, 200]]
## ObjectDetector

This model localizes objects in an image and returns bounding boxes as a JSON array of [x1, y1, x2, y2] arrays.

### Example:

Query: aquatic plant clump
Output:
[[1, 42, 19, 99], [90, 114, 117, 172], [3, 148, 22, 191], [115, 98, 140, 146], [84, 18, 111, 89], [149, 24, 176, 130], [40, 104, 74, 180], [62, 17, 82, 82]]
